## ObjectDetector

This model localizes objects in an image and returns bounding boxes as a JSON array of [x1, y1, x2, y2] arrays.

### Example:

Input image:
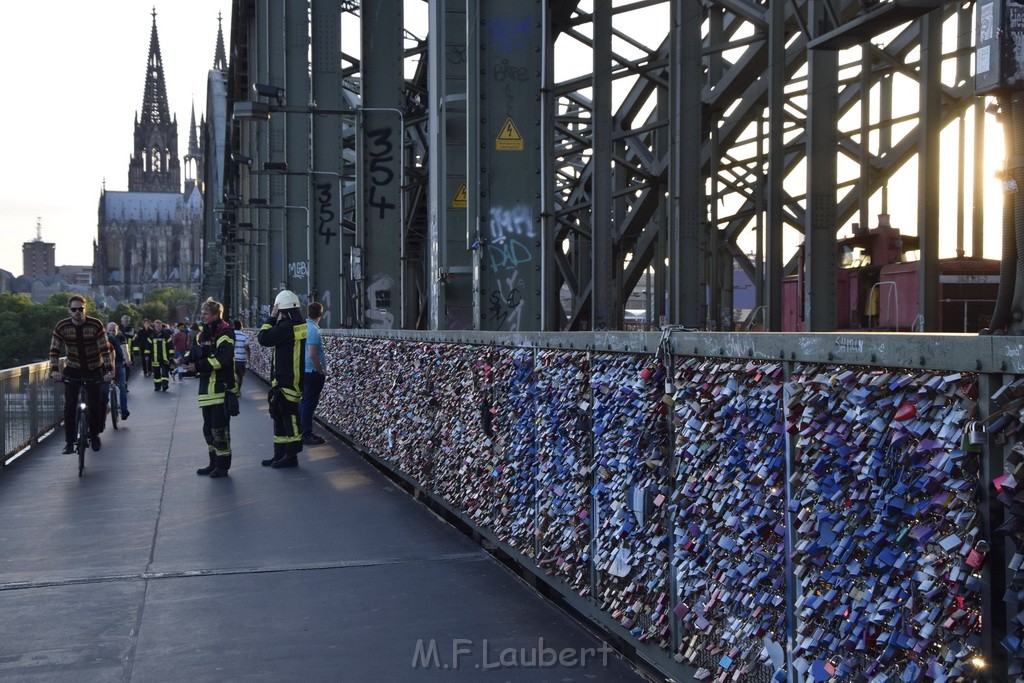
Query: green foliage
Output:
[[112, 302, 142, 328], [0, 292, 93, 367], [145, 287, 197, 321], [0, 290, 197, 368], [141, 301, 169, 322]]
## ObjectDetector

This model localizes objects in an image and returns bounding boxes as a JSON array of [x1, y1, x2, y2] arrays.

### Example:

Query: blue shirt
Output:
[[305, 320, 325, 373]]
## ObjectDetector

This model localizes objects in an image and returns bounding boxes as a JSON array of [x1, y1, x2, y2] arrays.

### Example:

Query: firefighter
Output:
[[150, 320, 173, 391], [257, 290, 307, 468], [186, 298, 236, 478]]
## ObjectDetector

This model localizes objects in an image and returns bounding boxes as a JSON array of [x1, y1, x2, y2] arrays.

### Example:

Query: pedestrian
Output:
[[105, 322, 130, 421], [299, 302, 327, 445], [172, 322, 188, 382], [186, 298, 236, 478], [257, 290, 307, 468], [120, 315, 136, 376], [48, 295, 114, 453], [150, 320, 173, 391], [233, 319, 251, 390], [136, 319, 152, 377]]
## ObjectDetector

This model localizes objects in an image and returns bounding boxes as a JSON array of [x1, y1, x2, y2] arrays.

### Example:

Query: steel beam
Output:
[[475, 0, 544, 331], [311, 0, 345, 327], [359, 0, 405, 329]]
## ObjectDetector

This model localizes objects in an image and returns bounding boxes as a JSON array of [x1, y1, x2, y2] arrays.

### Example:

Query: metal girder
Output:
[[226, 0, 990, 339]]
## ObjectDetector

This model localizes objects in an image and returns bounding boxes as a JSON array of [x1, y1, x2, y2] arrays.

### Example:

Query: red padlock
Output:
[[894, 402, 917, 421], [966, 549, 985, 569]]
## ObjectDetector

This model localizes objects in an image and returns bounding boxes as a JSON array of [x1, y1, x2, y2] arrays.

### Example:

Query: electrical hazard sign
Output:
[[495, 117, 524, 151], [451, 183, 468, 208]]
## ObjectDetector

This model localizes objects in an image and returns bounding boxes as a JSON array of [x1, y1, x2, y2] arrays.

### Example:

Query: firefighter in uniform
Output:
[[150, 320, 173, 391], [257, 290, 307, 468], [187, 298, 236, 478]]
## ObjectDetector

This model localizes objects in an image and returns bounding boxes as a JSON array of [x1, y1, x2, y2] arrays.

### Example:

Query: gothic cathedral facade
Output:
[[93, 10, 209, 304]]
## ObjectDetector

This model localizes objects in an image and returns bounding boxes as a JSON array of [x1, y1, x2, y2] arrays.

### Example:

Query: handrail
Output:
[[1, 359, 64, 466]]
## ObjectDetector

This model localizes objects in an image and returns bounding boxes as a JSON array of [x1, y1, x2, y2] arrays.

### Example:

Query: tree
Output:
[[141, 301, 169, 322], [0, 292, 99, 367], [112, 302, 143, 328], [145, 287, 197, 322]]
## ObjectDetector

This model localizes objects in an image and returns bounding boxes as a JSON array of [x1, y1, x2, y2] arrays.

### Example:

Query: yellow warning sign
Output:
[[496, 117, 524, 151], [451, 183, 468, 208]]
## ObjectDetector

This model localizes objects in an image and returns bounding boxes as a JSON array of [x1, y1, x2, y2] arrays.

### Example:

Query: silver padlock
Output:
[[968, 420, 987, 447]]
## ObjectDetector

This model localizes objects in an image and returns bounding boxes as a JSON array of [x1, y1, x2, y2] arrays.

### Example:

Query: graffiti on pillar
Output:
[[447, 45, 468, 65], [494, 58, 529, 82], [365, 128, 397, 220], [486, 204, 534, 331], [315, 182, 337, 245], [288, 260, 309, 280], [488, 275, 524, 331], [487, 205, 534, 270], [365, 273, 395, 329], [488, 16, 532, 53]]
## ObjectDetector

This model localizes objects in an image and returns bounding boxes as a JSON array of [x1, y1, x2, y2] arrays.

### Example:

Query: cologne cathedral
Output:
[[93, 10, 224, 303]]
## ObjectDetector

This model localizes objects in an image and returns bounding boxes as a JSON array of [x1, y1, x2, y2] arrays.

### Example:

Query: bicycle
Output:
[[62, 377, 105, 477]]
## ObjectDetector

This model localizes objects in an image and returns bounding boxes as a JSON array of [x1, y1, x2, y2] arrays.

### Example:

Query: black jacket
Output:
[[257, 311, 307, 402]]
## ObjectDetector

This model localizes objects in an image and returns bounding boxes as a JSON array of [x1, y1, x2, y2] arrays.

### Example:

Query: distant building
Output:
[[93, 10, 218, 305], [23, 239, 55, 279]]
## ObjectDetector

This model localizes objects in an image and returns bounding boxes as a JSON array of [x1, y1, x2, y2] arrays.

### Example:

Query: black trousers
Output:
[[202, 403, 232, 469], [63, 370, 104, 444]]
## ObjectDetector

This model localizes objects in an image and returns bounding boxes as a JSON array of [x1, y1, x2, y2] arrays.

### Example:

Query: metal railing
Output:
[[1, 360, 64, 465]]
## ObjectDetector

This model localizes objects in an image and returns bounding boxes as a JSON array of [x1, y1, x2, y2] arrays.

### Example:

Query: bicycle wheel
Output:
[[76, 405, 87, 476], [110, 383, 119, 430]]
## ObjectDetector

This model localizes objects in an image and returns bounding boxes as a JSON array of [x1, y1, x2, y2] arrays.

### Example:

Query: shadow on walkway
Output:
[[0, 370, 650, 681]]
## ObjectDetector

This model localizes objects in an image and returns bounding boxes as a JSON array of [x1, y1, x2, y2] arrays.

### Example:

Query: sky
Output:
[[0, 1, 232, 276]]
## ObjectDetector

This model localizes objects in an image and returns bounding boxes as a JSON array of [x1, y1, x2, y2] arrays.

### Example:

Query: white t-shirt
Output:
[[234, 330, 250, 363]]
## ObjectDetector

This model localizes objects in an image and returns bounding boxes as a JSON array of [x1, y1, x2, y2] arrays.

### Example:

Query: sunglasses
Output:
[[69, 307, 84, 312]]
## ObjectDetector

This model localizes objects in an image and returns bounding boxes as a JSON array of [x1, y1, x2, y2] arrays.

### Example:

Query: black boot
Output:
[[271, 455, 298, 468], [262, 444, 285, 467], [196, 454, 216, 476]]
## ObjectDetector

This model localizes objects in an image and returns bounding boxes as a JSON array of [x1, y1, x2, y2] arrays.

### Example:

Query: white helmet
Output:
[[274, 290, 301, 310]]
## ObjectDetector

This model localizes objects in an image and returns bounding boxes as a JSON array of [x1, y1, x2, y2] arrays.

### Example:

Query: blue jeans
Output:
[[114, 366, 129, 414], [298, 371, 325, 437]]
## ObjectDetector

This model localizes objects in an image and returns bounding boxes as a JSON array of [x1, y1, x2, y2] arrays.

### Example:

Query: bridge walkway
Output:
[[0, 370, 647, 682]]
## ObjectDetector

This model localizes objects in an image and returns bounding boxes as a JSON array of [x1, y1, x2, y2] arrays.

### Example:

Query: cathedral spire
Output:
[[128, 7, 180, 192], [188, 101, 200, 155], [213, 12, 228, 71], [140, 7, 171, 126]]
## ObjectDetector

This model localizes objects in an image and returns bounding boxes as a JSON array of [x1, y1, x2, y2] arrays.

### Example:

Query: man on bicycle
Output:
[[49, 295, 114, 453], [106, 322, 130, 421]]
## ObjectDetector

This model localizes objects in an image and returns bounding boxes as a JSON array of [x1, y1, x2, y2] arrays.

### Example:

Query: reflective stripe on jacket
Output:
[[257, 315, 307, 402]]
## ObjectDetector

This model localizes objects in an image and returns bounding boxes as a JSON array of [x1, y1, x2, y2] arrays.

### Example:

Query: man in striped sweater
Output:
[[49, 295, 114, 453]]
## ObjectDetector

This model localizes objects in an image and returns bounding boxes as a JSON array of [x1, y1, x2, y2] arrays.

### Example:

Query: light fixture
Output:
[[252, 82, 285, 101], [249, 197, 268, 206], [263, 161, 288, 172], [231, 153, 253, 166]]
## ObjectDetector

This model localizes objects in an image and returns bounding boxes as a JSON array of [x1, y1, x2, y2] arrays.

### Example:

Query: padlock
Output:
[[963, 420, 986, 452]]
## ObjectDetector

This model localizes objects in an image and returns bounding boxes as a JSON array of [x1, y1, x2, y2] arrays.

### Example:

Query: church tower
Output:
[[127, 8, 181, 193], [94, 8, 217, 304]]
